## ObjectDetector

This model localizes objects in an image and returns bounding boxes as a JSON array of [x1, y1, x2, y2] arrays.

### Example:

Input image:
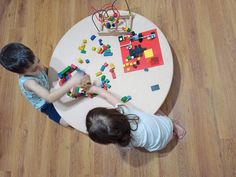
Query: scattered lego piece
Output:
[[102, 44, 108, 50], [144, 68, 149, 72], [109, 68, 116, 79], [96, 71, 102, 77], [100, 65, 106, 71], [104, 62, 108, 67], [85, 59, 90, 63], [100, 75, 111, 90], [101, 75, 106, 81], [121, 95, 132, 103], [97, 47, 102, 53], [90, 35, 96, 41], [104, 52, 113, 56], [110, 63, 115, 69], [126, 95, 132, 101], [92, 46, 96, 51], [104, 79, 110, 83], [99, 39, 103, 46], [151, 84, 160, 91], [77, 58, 84, 64], [81, 49, 86, 54], [104, 49, 111, 53]]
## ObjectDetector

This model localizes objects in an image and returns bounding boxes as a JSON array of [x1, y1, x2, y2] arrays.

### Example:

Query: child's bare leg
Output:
[[173, 121, 186, 139]]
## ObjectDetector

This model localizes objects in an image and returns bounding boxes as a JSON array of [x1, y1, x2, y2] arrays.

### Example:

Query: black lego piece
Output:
[[138, 33, 143, 42]]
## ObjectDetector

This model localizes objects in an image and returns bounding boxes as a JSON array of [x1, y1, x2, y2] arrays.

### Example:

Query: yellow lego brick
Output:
[[77, 57, 83, 64], [79, 46, 85, 50], [96, 71, 102, 77], [144, 48, 154, 59], [110, 63, 115, 69]]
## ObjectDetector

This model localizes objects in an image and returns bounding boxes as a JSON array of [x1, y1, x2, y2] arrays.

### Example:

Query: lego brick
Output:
[[100, 65, 106, 71], [121, 96, 128, 102], [85, 59, 90, 63], [104, 52, 113, 56], [96, 71, 102, 77], [81, 50, 86, 54], [90, 35, 96, 41], [77, 58, 83, 64], [151, 84, 160, 91], [70, 64, 77, 70], [104, 62, 108, 67], [101, 75, 106, 81], [111, 71, 116, 79], [126, 95, 132, 101], [104, 49, 111, 53], [60, 66, 71, 75], [144, 48, 154, 59]]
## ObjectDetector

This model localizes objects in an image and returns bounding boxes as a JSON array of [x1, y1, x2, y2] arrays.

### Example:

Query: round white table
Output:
[[49, 11, 173, 133]]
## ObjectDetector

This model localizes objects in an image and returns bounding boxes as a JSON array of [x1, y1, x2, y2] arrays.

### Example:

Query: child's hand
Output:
[[70, 73, 91, 88], [86, 85, 101, 94]]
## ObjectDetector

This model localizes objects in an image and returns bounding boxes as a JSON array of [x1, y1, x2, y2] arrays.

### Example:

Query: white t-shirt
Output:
[[116, 103, 173, 152]]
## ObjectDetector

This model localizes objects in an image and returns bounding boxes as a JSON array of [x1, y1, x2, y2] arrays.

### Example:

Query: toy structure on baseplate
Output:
[[118, 29, 164, 73], [91, 0, 133, 36], [57, 64, 95, 98]]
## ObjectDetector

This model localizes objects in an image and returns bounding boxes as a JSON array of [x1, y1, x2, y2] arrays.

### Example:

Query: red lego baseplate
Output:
[[119, 29, 164, 73]]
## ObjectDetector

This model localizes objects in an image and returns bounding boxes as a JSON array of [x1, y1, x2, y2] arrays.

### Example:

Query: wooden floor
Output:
[[0, 0, 236, 177]]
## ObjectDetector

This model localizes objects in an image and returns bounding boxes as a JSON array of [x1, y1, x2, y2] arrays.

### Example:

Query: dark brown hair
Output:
[[86, 107, 135, 147], [0, 43, 35, 74]]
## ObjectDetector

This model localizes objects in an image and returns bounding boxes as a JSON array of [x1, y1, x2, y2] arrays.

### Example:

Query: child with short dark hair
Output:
[[0, 43, 90, 126], [86, 86, 186, 152]]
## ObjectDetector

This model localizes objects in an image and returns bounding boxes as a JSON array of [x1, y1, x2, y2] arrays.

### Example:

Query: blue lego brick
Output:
[[90, 35, 96, 41], [100, 65, 106, 71], [104, 52, 113, 57], [85, 59, 90, 63]]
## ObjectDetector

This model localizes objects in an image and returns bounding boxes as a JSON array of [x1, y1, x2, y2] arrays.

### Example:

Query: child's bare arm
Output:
[[24, 74, 90, 103], [87, 86, 120, 107]]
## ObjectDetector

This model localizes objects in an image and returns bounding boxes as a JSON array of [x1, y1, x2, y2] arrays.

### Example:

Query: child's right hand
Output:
[[70, 73, 91, 88]]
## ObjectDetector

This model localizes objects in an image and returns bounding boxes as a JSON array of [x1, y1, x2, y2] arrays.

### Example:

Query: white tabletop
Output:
[[49, 11, 173, 133]]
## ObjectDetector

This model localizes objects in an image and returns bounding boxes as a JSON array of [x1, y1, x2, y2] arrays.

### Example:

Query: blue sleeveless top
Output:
[[18, 70, 50, 110]]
